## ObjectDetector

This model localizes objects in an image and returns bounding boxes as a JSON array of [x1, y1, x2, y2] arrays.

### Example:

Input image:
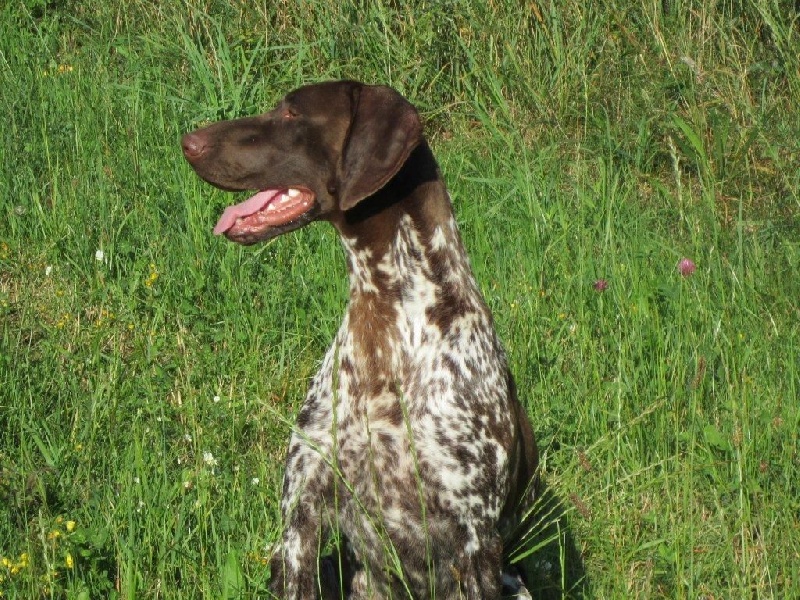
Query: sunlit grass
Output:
[[2, 1, 798, 598]]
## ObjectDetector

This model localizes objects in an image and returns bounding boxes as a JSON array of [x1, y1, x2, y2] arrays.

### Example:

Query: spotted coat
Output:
[[181, 81, 539, 599]]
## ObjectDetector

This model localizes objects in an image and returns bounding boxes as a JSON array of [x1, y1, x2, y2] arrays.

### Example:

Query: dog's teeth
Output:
[[287, 188, 301, 198]]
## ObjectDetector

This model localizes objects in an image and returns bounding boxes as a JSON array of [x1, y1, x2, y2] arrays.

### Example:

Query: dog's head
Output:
[[182, 80, 423, 245]]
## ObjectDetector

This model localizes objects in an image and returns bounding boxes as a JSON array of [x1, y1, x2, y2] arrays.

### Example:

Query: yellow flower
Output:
[[65, 553, 74, 569], [1, 557, 10, 568], [18, 554, 28, 567], [47, 530, 61, 540], [66, 520, 76, 533]]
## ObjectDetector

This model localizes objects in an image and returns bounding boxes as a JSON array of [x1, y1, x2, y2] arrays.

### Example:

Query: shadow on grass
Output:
[[512, 479, 589, 600]]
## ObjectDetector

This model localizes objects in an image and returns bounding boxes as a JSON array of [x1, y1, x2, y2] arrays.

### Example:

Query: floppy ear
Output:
[[338, 85, 423, 211]]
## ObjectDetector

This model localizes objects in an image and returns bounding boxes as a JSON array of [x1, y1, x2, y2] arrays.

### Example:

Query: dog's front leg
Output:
[[269, 434, 335, 599]]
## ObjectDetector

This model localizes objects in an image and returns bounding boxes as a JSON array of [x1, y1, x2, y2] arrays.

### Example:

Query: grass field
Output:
[[1, 1, 798, 598]]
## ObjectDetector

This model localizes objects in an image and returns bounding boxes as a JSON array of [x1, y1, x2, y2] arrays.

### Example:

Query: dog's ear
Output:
[[338, 85, 423, 211]]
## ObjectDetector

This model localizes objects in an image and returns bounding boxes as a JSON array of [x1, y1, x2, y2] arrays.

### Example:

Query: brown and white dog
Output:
[[182, 80, 539, 599]]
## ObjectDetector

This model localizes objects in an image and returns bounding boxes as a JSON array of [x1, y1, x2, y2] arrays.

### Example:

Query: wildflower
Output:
[[95, 249, 105, 262], [213, 395, 221, 403], [592, 279, 608, 292], [203, 451, 218, 467], [678, 258, 696, 277], [45, 265, 53, 276], [251, 477, 260, 486], [66, 520, 76, 533], [184, 433, 193, 443], [8, 553, 28, 575], [65, 553, 74, 569], [145, 263, 159, 287]]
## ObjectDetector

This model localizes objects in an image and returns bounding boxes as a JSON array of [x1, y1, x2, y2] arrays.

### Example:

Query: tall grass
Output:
[[1, 1, 798, 598]]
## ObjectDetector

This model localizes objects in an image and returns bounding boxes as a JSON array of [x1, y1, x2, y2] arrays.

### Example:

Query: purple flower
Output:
[[678, 258, 696, 277], [593, 279, 608, 292]]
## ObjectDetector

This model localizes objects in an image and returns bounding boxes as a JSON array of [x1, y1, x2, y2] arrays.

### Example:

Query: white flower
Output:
[[133, 476, 140, 484], [183, 433, 193, 443], [213, 395, 221, 403], [202, 451, 218, 467], [95, 249, 105, 262], [45, 265, 53, 276], [251, 477, 260, 486]]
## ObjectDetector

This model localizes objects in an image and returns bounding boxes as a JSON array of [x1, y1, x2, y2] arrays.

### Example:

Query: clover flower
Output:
[[678, 258, 696, 277]]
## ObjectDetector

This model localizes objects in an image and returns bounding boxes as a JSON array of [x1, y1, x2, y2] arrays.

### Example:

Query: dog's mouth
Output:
[[213, 187, 317, 243]]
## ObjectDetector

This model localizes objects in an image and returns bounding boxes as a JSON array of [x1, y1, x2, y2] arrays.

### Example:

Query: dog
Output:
[[182, 80, 539, 599]]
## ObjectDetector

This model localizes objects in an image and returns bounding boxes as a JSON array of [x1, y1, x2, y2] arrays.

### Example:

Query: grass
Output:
[[1, 0, 798, 597]]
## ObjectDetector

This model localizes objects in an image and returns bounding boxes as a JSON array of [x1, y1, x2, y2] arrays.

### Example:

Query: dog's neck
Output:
[[331, 142, 491, 381]]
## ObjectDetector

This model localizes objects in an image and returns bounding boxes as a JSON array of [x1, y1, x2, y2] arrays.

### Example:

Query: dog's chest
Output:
[[309, 215, 515, 524]]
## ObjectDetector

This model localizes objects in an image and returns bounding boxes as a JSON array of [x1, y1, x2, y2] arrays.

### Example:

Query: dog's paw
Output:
[[502, 570, 533, 600]]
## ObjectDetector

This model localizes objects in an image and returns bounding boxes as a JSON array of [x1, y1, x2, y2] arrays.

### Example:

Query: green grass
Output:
[[1, 0, 798, 597]]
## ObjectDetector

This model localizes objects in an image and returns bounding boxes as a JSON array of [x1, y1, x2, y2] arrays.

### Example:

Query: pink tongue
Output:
[[213, 190, 282, 235]]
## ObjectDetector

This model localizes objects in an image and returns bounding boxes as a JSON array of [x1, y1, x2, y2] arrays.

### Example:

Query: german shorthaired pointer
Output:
[[182, 80, 539, 599]]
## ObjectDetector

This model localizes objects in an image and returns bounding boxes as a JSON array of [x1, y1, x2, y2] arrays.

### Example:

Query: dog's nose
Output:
[[181, 132, 208, 159]]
